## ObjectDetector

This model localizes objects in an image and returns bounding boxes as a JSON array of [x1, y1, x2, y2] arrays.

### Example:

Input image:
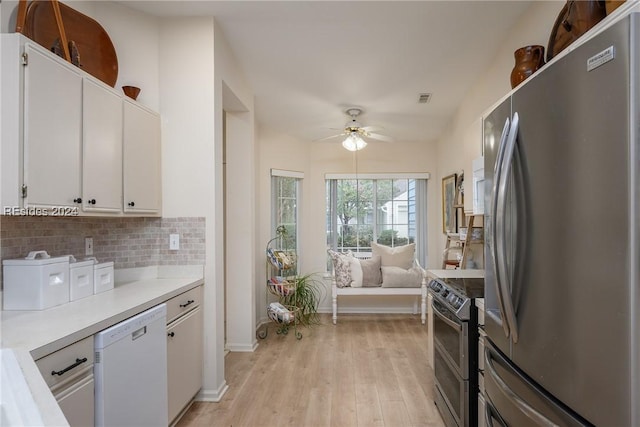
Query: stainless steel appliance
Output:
[[483, 12, 639, 427], [429, 277, 484, 427]]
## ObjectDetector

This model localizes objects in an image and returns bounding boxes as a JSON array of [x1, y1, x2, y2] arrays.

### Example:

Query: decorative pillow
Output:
[[380, 266, 423, 288], [349, 256, 364, 287], [360, 255, 382, 287], [327, 249, 352, 288], [371, 242, 415, 269]]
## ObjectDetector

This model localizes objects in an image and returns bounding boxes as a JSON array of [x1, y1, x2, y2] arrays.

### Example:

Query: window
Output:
[[326, 173, 429, 266], [271, 169, 303, 255]]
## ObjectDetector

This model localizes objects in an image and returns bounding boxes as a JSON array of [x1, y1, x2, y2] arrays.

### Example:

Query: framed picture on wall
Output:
[[442, 173, 457, 233]]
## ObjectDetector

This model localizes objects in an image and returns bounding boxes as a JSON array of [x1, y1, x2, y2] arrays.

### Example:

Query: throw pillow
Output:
[[349, 256, 364, 287], [371, 242, 415, 269], [380, 266, 423, 288], [360, 256, 382, 287], [327, 249, 351, 288]]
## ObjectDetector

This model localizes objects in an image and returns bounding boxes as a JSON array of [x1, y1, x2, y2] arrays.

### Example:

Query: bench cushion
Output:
[[380, 266, 422, 288], [327, 249, 352, 288], [371, 242, 415, 269], [360, 256, 382, 287]]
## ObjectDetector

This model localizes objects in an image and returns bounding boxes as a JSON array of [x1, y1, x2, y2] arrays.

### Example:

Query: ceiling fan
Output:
[[316, 107, 393, 151]]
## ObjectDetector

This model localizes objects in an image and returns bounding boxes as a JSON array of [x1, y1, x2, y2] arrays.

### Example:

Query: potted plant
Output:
[[280, 273, 323, 327]]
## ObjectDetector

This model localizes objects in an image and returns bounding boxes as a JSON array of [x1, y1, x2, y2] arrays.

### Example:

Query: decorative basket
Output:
[[267, 277, 296, 297], [267, 302, 300, 325]]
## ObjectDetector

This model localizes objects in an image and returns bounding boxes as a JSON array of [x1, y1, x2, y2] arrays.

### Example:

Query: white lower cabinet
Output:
[[35, 336, 94, 427], [167, 305, 203, 423], [55, 374, 95, 427]]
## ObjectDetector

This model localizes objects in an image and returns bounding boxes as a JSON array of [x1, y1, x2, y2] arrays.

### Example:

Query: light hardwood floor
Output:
[[177, 313, 445, 427]]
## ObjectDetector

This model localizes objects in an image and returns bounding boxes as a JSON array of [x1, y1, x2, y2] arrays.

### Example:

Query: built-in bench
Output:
[[328, 243, 427, 325]]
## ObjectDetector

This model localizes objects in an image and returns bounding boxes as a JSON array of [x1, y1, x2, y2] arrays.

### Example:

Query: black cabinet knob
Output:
[[89, 199, 96, 205], [128, 202, 135, 207], [167, 332, 175, 337], [73, 198, 82, 204]]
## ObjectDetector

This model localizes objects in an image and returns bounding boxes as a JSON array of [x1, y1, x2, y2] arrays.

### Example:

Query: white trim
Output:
[[271, 168, 304, 179], [325, 172, 430, 180], [196, 382, 229, 402], [225, 342, 258, 352]]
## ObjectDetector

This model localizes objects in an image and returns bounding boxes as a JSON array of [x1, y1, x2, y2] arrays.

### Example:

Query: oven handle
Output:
[[485, 346, 559, 427], [431, 300, 462, 332]]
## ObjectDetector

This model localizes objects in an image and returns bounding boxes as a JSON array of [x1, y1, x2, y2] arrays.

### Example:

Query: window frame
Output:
[[325, 173, 429, 267]]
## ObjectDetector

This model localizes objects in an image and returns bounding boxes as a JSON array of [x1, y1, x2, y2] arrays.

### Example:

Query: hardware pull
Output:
[[168, 332, 175, 337], [51, 357, 88, 376], [128, 201, 135, 207], [179, 300, 195, 308], [73, 198, 82, 204]]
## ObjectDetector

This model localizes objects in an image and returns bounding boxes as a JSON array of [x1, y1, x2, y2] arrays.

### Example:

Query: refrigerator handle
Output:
[[485, 345, 559, 427], [496, 112, 520, 343], [485, 398, 508, 427], [489, 117, 511, 338]]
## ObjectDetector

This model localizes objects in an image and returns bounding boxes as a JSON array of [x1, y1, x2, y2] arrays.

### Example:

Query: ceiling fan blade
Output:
[[367, 133, 394, 143], [361, 125, 384, 132], [313, 133, 344, 142]]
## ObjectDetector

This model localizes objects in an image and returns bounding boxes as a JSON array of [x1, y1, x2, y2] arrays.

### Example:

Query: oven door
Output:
[[434, 342, 468, 427], [432, 299, 468, 378]]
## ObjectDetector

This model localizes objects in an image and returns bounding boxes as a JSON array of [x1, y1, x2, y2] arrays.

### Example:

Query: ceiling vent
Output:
[[418, 93, 432, 104]]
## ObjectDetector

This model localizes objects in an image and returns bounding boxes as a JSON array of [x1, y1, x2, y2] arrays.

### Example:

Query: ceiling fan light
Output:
[[342, 133, 367, 151]]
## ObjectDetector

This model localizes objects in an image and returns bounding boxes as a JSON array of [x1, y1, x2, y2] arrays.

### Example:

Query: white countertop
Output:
[[0, 266, 204, 426], [426, 269, 485, 280]]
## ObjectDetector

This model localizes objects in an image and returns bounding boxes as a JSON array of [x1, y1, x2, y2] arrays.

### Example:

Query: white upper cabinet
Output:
[[83, 79, 123, 213], [123, 101, 161, 215], [1, 34, 161, 217], [24, 44, 82, 209]]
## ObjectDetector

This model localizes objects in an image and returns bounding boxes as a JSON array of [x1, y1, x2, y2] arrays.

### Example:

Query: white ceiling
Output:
[[123, 1, 533, 144]]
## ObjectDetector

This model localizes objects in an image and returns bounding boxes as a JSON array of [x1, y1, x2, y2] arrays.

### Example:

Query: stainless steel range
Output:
[[429, 277, 484, 427]]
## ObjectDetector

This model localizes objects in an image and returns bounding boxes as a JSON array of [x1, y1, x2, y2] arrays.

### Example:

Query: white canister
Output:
[[2, 251, 70, 310], [94, 262, 114, 294], [69, 258, 96, 301]]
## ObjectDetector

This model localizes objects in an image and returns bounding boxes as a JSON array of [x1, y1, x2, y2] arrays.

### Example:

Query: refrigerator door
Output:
[[507, 15, 634, 427], [484, 340, 591, 427], [483, 97, 512, 356]]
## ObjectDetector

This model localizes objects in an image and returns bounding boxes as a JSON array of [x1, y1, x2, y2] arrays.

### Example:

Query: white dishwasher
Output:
[[94, 303, 168, 427]]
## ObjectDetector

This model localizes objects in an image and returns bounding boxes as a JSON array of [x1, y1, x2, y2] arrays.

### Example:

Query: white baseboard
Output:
[[226, 341, 258, 352], [197, 382, 229, 402]]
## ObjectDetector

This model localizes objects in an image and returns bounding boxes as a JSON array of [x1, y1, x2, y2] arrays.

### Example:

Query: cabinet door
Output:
[[167, 306, 203, 423], [24, 44, 82, 208], [55, 374, 95, 427], [82, 79, 123, 213], [123, 101, 161, 214]]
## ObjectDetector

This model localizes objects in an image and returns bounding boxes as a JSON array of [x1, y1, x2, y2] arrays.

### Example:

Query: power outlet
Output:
[[169, 234, 180, 250], [85, 237, 94, 256]]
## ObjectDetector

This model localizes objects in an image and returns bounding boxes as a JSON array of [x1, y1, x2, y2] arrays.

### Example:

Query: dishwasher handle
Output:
[[51, 357, 88, 376]]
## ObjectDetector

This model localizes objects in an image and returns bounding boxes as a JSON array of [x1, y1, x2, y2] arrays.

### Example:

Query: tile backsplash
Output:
[[0, 216, 205, 288]]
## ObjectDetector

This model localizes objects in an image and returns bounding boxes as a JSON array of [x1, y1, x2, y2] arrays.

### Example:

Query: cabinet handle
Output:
[[179, 300, 195, 308], [128, 202, 135, 207], [167, 332, 175, 337], [89, 199, 96, 205], [51, 357, 88, 376], [73, 198, 82, 204]]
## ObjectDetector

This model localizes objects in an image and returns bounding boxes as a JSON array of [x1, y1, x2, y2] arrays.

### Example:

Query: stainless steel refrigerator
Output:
[[483, 12, 639, 427]]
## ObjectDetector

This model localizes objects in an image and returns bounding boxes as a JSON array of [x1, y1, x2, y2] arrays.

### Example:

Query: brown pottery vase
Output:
[[510, 45, 545, 89]]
